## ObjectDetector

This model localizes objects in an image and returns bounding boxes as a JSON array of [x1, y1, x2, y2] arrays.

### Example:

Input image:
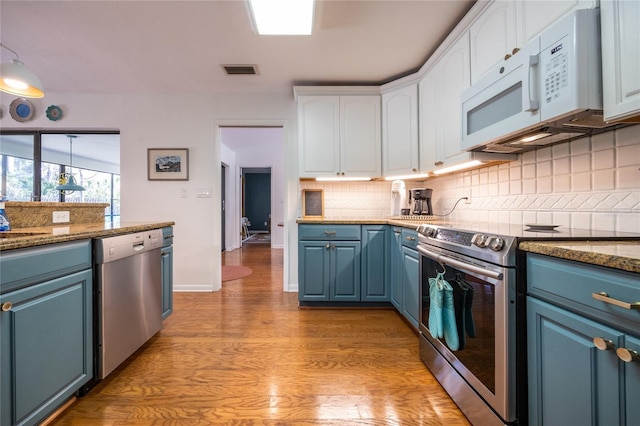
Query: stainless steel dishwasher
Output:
[[94, 229, 163, 379]]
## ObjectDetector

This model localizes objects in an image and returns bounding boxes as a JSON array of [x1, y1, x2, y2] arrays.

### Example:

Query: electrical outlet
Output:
[[52, 211, 70, 223]]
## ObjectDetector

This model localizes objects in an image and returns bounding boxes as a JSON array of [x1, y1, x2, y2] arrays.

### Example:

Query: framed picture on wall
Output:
[[302, 189, 324, 218], [148, 148, 189, 180]]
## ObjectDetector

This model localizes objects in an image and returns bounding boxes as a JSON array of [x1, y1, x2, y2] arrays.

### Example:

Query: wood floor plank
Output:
[[50, 244, 469, 425]]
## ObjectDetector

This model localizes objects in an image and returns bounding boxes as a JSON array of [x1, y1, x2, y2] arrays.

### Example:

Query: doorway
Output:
[[241, 167, 271, 240]]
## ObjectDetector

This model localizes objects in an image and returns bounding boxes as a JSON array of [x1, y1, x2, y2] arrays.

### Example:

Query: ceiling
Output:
[[0, 0, 475, 97]]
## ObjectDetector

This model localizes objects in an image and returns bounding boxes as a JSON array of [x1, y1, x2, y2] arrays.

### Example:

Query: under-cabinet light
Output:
[[249, 0, 315, 35], [384, 173, 430, 181], [432, 160, 484, 175], [316, 177, 372, 182]]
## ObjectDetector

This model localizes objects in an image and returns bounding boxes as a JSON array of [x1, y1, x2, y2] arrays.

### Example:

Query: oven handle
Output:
[[418, 245, 504, 281]]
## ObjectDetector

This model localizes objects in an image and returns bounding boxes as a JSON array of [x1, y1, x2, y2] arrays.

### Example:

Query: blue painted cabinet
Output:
[[401, 244, 420, 328], [0, 240, 93, 426], [389, 227, 419, 328], [390, 227, 403, 309], [298, 240, 361, 301], [161, 226, 174, 319], [527, 254, 640, 426], [361, 225, 390, 302]]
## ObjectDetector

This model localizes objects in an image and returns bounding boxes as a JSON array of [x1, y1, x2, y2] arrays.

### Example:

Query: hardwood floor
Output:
[[51, 244, 469, 425]]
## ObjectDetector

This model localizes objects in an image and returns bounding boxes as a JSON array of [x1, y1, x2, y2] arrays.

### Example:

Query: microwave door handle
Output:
[[525, 54, 540, 112]]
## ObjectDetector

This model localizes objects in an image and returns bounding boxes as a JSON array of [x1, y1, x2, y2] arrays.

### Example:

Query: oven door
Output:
[[418, 244, 516, 422], [461, 38, 541, 152]]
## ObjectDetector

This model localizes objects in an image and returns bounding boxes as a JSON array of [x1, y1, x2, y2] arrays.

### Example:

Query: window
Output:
[[0, 131, 120, 222]]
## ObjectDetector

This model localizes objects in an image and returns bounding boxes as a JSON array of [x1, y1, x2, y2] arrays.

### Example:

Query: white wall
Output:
[[0, 92, 299, 292]]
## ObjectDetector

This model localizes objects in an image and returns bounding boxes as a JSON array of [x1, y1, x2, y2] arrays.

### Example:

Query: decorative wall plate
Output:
[[46, 105, 63, 121], [9, 98, 34, 122]]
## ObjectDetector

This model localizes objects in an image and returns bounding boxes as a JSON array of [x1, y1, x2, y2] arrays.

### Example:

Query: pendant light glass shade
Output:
[[56, 174, 85, 192], [56, 135, 85, 194], [0, 44, 44, 98]]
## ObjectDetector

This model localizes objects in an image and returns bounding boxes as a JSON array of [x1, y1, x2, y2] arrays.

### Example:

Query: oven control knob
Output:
[[424, 226, 437, 237], [488, 237, 505, 252], [471, 234, 488, 248]]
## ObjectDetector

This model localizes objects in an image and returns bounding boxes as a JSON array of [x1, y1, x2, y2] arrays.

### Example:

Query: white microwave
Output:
[[461, 9, 619, 154]]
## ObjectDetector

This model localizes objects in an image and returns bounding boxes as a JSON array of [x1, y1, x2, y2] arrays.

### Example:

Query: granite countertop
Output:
[[0, 221, 175, 251], [519, 241, 640, 274]]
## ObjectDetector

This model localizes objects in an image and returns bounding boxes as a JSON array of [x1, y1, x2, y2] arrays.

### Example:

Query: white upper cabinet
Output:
[[296, 92, 381, 178], [340, 96, 381, 178], [517, 0, 598, 44], [419, 34, 472, 173], [601, 0, 640, 121], [469, 1, 519, 84], [381, 84, 419, 177]]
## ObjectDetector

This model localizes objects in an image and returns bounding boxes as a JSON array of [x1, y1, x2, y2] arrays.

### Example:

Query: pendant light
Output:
[[0, 43, 45, 98], [56, 135, 85, 194]]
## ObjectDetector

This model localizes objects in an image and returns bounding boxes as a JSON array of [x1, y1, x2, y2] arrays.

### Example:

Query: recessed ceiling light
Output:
[[248, 0, 314, 35]]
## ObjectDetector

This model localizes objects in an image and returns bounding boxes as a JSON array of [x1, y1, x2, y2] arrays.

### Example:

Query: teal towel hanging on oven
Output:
[[428, 272, 459, 350]]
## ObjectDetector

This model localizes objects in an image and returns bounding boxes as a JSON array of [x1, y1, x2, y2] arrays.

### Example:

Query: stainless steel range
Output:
[[415, 222, 640, 425]]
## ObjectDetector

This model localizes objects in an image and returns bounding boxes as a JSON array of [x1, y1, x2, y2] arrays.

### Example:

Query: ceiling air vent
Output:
[[222, 65, 258, 75]]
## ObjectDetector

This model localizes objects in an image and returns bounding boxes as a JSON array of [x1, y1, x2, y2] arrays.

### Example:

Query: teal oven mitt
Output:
[[441, 277, 459, 351], [428, 272, 445, 339]]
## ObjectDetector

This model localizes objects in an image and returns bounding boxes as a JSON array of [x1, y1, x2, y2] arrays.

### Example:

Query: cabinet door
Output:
[[330, 241, 361, 301], [298, 241, 331, 301], [418, 70, 439, 172], [161, 245, 173, 319], [390, 228, 403, 309], [0, 270, 93, 426], [518, 0, 598, 44], [601, 0, 640, 121], [298, 96, 341, 177], [527, 298, 622, 426], [361, 226, 390, 302], [382, 85, 419, 177], [401, 247, 420, 329], [438, 34, 471, 164], [469, 0, 518, 84], [340, 96, 381, 178], [623, 334, 640, 424]]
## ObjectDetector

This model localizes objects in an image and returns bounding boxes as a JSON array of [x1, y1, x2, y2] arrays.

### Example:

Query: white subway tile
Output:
[[572, 172, 591, 191], [537, 160, 552, 177], [570, 137, 591, 155], [510, 181, 522, 195], [537, 176, 553, 193], [571, 212, 592, 229], [536, 147, 552, 161], [617, 213, 640, 233], [592, 149, 615, 170], [617, 144, 640, 167], [552, 141, 571, 158], [523, 179, 537, 194], [553, 174, 571, 193], [617, 166, 640, 189], [522, 150, 536, 164], [523, 163, 536, 179], [553, 156, 571, 175], [572, 153, 591, 173], [591, 131, 615, 151], [616, 124, 640, 147], [591, 213, 615, 232], [593, 170, 615, 191], [552, 212, 571, 228]]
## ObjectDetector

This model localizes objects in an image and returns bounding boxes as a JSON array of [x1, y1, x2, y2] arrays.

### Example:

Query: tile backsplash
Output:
[[300, 125, 640, 233]]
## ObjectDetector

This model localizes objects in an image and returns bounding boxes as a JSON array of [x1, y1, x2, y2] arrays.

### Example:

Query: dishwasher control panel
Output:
[[94, 229, 163, 263]]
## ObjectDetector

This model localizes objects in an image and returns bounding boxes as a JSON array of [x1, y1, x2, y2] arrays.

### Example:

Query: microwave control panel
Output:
[[542, 35, 569, 105]]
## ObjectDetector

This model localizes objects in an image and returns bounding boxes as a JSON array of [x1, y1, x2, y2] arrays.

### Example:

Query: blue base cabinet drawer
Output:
[[299, 224, 361, 241]]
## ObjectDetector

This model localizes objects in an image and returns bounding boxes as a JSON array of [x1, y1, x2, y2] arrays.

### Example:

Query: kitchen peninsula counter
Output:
[[0, 221, 175, 251], [519, 241, 640, 274]]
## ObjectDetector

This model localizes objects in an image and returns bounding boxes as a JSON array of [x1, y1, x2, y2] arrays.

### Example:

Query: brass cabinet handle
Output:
[[412, 168, 417, 172], [405, 236, 416, 241], [504, 53, 512, 60], [331, 244, 336, 250], [593, 337, 615, 351], [325, 244, 330, 249], [512, 47, 520, 55], [1, 302, 12, 312], [164, 235, 174, 239], [616, 348, 640, 363], [592, 292, 640, 310], [434, 161, 443, 166], [324, 231, 336, 236]]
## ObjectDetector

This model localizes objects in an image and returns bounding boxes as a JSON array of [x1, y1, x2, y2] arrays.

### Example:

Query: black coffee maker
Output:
[[409, 188, 433, 215]]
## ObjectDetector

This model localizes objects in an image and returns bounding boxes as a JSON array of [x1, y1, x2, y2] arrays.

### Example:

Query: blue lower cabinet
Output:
[[361, 225, 390, 302], [0, 269, 93, 426], [298, 240, 361, 302], [527, 298, 622, 426], [390, 228, 403, 309], [401, 246, 419, 328], [161, 226, 174, 320]]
